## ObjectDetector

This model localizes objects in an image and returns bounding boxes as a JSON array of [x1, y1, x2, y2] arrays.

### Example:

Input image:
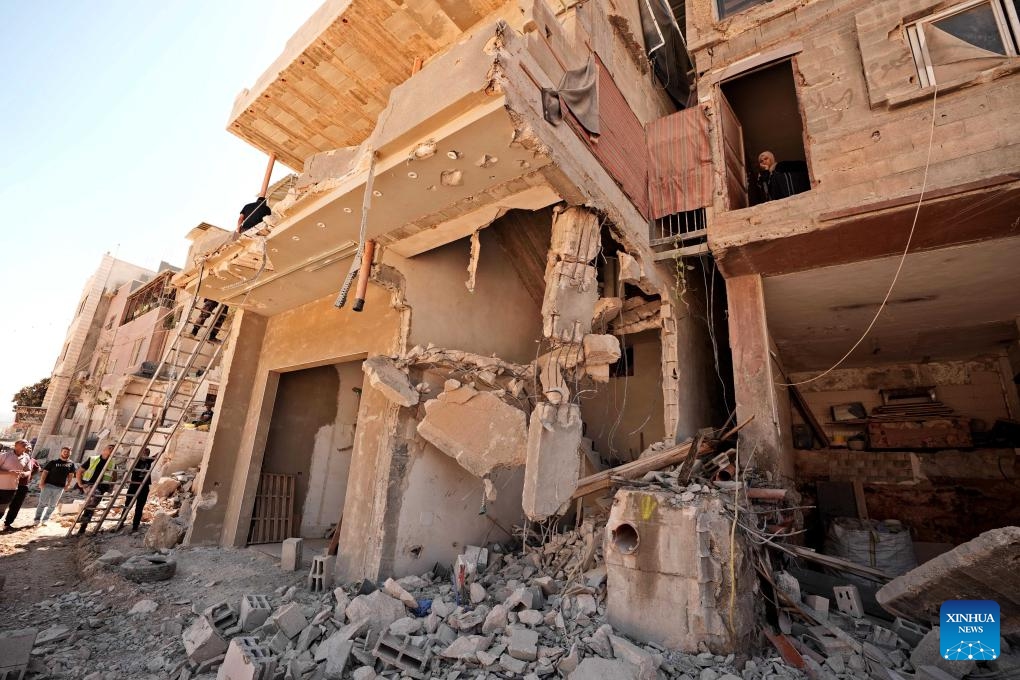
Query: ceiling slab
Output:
[[765, 236, 1020, 371]]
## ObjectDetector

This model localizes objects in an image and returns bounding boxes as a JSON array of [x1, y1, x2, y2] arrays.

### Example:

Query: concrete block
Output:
[[307, 555, 336, 593], [345, 591, 405, 635], [582, 334, 621, 365], [0, 628, 36, 680], [523, 402, 582, 521], [280, 537, 303, 572], [239, 595, 272, 633], [184, 616, 229, 663], [417, 385, 527, 477], [834, 585, 864, 618], [373, 632, 432, 677], [362, 355, 418, 407], [508, 626, 539, 661], [203, 602, 240, 631], [270, 603, 308, 639], [804, 595, 829, 621], [892, 617, 928, 647], [217, 637, 277, 680]]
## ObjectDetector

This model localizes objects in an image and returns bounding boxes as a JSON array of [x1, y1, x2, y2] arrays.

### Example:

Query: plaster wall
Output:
[[261, 365, 339, 537], [386, 228, 544, 364], [580, 329, 666, 462], [686, 0, 1020, 271], [300, 362, 362, 538]]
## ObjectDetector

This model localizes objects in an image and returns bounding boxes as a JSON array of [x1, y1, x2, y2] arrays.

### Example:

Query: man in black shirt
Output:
[[237, 195, 271, 233], [34, 446, 77, 526], [126, 448, 154, 533]]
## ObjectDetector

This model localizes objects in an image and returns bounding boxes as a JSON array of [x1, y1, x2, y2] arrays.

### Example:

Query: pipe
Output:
[[352, 240, 375, 312], [259, 153, 277, 197]]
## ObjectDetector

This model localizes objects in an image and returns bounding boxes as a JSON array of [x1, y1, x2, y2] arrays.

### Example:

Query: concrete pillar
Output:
[[186, 310, 268, 545], [725, 274, 793, 479]]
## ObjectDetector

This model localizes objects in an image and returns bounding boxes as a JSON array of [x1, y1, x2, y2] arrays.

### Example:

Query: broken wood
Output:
[[570, 417, 753, 499], [768, 543, 893, 582], [326, 513, 344, 556], [259, 152, 277, 197], [763, 630, 810, 674]]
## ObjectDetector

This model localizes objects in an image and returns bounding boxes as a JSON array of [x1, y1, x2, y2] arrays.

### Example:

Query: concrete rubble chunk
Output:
[[483, 604, 508, 634], [130, 598, 159, 615], [322, 637, 354, 679], [519, 609, 544, 626], [569, 658, 639, 679], [383, 577, 419, 609], [184, 616, 229, 663], [610, 635, 659, 680], [388, 616, 422, 636], [550, 206, 601, 263], [877, 527, 1020, 633], [500, 653, 529, 675], [144, 512, 186, 550], [351, 668, 376, 680], [363, 355, 418, 407], [417, 387, 527, 477], [270, 603, 308, 639], [440, 635, 490, 661], [582, 334, 621, 366], [470, 582, 487, 604], [592, 297, 624, 329], [910, 628, 976, 679], [589, 624, 615, 658], [345, 591, 406, 636], [508, 626, 539, 661], [523, 402, 582, 521], [96, 549, 126, 566]]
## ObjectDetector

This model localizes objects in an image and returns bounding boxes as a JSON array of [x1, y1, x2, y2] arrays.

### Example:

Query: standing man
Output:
[[34, 447, 77, 526], [4, 440, 39, 531], [75, 445, 116, 536], [0, 440, 31, 518], [126, 448, 153, 534]]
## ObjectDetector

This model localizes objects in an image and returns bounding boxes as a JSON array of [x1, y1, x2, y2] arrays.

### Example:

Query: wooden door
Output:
[[720, 94, 748, 210]]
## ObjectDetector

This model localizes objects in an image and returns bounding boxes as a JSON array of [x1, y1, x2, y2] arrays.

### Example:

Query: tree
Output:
[[13, 377, 49, 408]]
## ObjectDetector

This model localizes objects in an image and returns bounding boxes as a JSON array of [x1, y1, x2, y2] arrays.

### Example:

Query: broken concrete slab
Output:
[[270, 603, 308, 639], [440, 635, 490, 661], [522, 402, 582, 521], [876, 526, 1020, 633], [610, 634, 659, 680], [910, 628, 976, 678], [508, 626, 539, 661], [183, 616, 229, 663], [417, 384, 527, 477], [363, 355, 418, 408], [0, 628, 36, 680], [583, 334, 621, 366], [592, 297, 623, 330], [344, 591, 406, 636]]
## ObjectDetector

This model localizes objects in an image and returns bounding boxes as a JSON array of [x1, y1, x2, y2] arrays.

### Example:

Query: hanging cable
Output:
[[777, 86, 939, 387]]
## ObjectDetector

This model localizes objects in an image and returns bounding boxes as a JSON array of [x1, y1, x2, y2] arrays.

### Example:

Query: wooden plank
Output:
[[852, 480, 869, 520]]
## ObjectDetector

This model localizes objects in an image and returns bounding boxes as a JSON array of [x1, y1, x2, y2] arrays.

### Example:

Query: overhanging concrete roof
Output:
[[227, 0, 510, 170]]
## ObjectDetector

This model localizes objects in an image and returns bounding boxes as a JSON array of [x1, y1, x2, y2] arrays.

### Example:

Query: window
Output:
[[907, 0, 1020, 87], [717, 0, 769, 20], [610, 346, 635, 378]]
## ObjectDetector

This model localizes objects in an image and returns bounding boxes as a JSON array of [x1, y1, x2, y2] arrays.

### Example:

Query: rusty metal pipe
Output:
[[352, 240, 375, 312], [259, 153, 277, 197]]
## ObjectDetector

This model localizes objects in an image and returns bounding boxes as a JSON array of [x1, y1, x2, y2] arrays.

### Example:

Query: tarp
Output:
[[646, 105, 713, 218]]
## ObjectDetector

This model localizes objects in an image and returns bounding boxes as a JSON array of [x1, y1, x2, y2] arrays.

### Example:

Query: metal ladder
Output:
[[67, 296, 232, 537]]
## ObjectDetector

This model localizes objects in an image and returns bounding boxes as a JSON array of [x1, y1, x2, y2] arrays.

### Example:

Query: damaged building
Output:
[[155, 0, 1020, 665]]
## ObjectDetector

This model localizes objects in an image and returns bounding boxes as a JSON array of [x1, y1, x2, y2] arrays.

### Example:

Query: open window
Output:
[[906, 0, 1020, 87], [720, 59, 811, 209], [717, 0, 771, 20]]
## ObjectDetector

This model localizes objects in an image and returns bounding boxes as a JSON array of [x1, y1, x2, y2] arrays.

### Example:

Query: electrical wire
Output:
[[778, 85, 940, 387]]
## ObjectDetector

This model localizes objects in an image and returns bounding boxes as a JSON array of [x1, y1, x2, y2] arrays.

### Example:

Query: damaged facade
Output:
[[154, 0, 1020, 665]]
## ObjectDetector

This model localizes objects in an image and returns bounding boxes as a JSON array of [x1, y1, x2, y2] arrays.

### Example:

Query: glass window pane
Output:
[[717, 0, 768, 19], [930, 3, 1006, 54]]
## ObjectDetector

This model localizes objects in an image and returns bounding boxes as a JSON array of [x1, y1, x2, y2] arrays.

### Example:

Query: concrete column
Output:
[[725, 274, 793, 479], [186, 309, 268, 545]]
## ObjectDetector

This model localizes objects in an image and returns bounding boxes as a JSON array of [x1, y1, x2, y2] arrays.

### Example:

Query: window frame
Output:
[[906, 0, 1020, 88]]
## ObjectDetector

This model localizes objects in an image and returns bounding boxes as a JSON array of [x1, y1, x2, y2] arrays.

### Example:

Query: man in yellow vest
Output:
[[75, 444, 117, 536]]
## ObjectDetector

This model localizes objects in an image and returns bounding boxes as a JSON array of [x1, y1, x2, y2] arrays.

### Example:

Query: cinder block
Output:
[[834, 585, 864, 618], [307, 555, 336, 593], [217, 637, 277, 680], [184, 616, 229, 663], [804, 594, 829, 621], [0, 628, 37, 680], [270, 603, 307, 639], [892, 617, 928, 647], [281, 538, 303, 572], [239, 595, 272, 633]]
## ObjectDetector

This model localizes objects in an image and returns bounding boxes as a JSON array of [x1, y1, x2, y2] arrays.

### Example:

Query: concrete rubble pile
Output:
[[169, 525, 808, 680]]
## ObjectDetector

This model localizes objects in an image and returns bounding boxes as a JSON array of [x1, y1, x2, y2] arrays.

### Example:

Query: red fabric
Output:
[[646, 105, 713, 219]]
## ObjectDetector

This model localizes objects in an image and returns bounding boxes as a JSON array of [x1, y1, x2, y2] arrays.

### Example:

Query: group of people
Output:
[[0, 441, 153, 535]]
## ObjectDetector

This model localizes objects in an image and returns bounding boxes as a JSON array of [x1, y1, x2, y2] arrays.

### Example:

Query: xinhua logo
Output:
[[940, 600, 1000, 661]]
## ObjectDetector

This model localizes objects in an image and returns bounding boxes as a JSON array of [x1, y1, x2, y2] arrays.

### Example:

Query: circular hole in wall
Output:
[[612, 523, 639, 555]]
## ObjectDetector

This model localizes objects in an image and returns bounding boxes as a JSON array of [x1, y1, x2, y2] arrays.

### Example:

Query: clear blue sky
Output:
[[0, 0, 323, 423]]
